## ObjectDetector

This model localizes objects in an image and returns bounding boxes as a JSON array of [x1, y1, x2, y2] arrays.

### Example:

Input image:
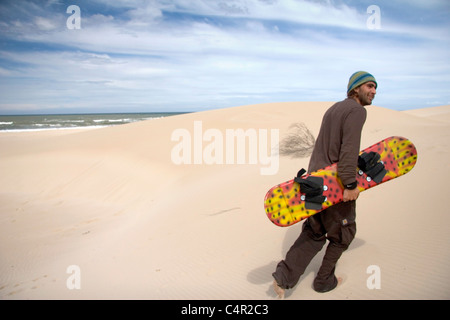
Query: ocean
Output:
[[0, 112, 187, 132]]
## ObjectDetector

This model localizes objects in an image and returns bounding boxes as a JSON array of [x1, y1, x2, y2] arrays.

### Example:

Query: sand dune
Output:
[[404, 105, 450, 123], [1, 102, 449, 300]]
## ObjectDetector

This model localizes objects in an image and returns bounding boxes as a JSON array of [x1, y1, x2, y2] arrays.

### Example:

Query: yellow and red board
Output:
[[264, 136, 417, 227]]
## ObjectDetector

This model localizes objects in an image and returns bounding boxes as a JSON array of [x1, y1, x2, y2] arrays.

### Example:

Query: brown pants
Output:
[[272, 201, 356, 292]]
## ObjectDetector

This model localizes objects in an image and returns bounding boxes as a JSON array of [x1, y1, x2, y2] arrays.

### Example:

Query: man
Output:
[[272, 71, 377, 298]]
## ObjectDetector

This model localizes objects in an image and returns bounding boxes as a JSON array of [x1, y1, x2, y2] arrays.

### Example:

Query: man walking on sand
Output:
[[272, 71, 377, 298]]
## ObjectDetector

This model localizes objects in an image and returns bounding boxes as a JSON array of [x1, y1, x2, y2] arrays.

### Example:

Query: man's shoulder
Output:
[[325, 98, 367, 125], [333, 98, 362, 109], [332, 98, 366, 114], [327, 98, 365, 115]]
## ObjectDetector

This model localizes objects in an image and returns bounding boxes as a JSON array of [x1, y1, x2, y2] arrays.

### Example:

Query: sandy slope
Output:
[[0, 102, 449, 300], [404, 105, 450, 123]]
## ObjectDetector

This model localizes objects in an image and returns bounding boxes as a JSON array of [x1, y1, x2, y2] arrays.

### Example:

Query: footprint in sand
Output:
[[1, 274, 50, 298]]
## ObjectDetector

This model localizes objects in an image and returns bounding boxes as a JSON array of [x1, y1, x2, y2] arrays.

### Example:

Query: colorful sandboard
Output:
[[264, 136, 417, 227]]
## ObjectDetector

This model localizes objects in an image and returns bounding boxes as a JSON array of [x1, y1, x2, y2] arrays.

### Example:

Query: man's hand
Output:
[[343, 188, 360, 202]]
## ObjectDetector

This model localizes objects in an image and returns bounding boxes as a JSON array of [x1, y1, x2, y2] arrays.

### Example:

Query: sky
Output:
[[0, 0, 449, 114]]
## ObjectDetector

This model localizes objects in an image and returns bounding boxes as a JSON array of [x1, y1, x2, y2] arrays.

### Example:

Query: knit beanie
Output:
[[347, 71, 377, 93]]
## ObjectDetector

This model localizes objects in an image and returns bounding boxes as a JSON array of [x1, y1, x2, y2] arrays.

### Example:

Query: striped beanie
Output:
[[347, 71, 377, 93]]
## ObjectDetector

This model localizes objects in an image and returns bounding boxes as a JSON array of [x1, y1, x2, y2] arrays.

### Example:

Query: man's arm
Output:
[[338, 106, 367, 200]]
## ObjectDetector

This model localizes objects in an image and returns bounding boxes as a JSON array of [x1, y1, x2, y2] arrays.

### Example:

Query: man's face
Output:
[[355, 81, 377, 106]]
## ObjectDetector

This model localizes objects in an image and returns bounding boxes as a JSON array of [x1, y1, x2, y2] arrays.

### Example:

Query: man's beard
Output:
[[358, 91, 373, 106]]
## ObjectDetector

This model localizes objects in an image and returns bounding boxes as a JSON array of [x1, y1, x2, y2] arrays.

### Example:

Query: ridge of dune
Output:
[[1, 101, 449, 300], [403, 105, 450, 123]]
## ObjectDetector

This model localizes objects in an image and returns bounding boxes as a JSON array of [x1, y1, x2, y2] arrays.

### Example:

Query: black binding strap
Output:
[[294, 169, 326, 206], [358, 152, 386, 183]]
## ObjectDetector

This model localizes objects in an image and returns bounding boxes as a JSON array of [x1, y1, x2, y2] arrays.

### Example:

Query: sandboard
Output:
[[264, 136, 417, 227]]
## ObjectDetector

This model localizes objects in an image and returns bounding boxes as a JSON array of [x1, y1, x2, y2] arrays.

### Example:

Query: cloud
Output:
[[0, 0, 449, 113], [34, 16, 58, 30]]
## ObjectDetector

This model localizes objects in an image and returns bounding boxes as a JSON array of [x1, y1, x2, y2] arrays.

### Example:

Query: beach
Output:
[[1, 101, 449, 300]]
